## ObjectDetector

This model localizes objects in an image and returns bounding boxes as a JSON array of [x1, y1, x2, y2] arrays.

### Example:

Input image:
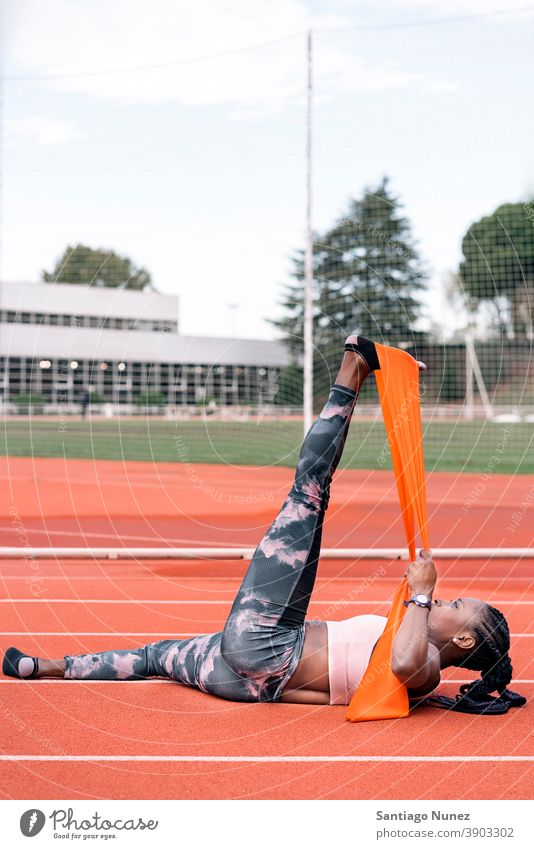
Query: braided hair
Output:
[[426, 603, 526, 715]]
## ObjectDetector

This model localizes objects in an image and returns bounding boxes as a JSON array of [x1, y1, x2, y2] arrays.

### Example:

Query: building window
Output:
[[0, 309, 177, 333]]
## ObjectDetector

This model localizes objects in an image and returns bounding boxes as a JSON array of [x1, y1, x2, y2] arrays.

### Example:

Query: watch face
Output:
[[415, 594, 428, 603]]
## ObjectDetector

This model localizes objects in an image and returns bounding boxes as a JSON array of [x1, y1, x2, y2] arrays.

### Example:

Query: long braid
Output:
[[426, 604, 526, 715]]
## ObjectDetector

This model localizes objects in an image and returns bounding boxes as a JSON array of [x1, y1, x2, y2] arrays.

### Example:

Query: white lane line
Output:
[[0, 631, 533, 637], [1, 678, 534, 685], [2, 598, 534, 605], [0, 599, 226, 605], [0, 526, 237, 546], [1, 755, 534, 763], [0, 679, 180, 684], [0, 576, 169, 580], [1, 575, 530, 581], [0, 576, 238, 580], [0, 632, 200, 636], [4, 599, 384, 605]]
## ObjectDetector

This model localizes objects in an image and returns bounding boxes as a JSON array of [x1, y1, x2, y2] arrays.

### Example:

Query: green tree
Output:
[[42, 244, 152, 290], [458, 201, 534, 338], [271, 177, 427, 403]]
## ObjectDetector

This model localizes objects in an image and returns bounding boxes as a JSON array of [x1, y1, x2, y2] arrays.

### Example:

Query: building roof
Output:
[[0, 323, 290, 367], [0, 280, 178, 323]]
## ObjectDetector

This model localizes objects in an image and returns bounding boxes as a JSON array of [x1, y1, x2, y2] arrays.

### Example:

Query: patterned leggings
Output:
[[64, 383, 358, 702]]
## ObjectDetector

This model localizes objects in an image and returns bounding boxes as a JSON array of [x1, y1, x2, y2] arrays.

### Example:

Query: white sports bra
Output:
[[325, 614, 387, 705]]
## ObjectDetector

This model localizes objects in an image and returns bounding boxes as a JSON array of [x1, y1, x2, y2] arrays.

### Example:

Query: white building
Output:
[[0, 281, 290, 408]]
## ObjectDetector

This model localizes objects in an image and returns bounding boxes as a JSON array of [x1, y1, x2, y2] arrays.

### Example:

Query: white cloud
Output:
[[5, 115, 82, 146], [386, 0, 533, 13], [420, 80, 458, 94], [5, 0, 438, 117]]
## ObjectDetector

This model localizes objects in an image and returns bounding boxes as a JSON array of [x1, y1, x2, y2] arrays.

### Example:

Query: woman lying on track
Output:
[[3, 337, 526, 715]]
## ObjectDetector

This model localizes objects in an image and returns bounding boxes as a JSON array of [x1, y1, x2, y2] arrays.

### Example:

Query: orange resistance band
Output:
[[346, 343, 430, 723]]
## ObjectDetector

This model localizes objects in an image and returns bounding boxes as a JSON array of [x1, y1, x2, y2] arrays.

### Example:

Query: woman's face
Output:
[[428, 596, 486, 647]]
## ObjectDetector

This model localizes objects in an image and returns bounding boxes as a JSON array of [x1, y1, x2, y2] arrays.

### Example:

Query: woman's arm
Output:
[[391, 550, 440, 691], [408, 669, 440, 704]]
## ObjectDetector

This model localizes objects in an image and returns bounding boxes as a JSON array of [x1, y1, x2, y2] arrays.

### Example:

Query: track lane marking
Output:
[[1, 631, 533, 637], [1, 575, 530, 581], [2, 598, 534, 605], [1, 755, 534, 762], [2, 678, 534, 684], [0, 631, 201, 636]]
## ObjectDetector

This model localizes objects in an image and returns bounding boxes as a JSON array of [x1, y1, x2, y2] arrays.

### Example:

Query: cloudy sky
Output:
[[1, 0, 534, 339]]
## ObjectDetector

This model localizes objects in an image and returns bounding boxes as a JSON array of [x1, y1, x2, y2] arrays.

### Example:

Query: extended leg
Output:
[[221, 349, 370, 682], [5, 639, 209, 682], [62, 637, 217, 682], [61, 635, 266, 701], [5, 634, 265, 701]]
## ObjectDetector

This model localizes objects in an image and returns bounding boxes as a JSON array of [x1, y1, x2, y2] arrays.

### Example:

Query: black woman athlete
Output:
[[3, 337, 526, 715]]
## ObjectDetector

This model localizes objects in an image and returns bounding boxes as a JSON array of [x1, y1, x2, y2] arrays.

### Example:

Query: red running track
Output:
[[1, 567, 533, 800], [0, 459, 533, 799]]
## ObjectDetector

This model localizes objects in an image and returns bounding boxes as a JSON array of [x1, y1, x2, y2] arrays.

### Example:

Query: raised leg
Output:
[[220, 349, 370, 679]]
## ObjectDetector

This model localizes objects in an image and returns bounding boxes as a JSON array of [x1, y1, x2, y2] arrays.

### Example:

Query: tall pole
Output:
[[303, 29, 313, 436], [0, 3, 5, 287], [464, 327, 475, 420], [0, 70, 4, 401], [0, 12, 5, 403], [0, 71, 4, 283]]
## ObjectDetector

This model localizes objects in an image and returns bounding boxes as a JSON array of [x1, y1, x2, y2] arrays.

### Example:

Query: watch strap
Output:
[[403, 594, 432, 609]]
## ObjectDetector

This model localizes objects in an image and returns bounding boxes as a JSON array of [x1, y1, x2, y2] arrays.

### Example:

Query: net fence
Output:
[[1, 9, 533, 475]]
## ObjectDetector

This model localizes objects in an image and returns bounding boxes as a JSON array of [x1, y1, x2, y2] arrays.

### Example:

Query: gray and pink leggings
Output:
[[65, 384, 358, 701]]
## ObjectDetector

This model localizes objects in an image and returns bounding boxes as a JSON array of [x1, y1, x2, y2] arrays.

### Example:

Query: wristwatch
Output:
[[403, 593, 432, 610]]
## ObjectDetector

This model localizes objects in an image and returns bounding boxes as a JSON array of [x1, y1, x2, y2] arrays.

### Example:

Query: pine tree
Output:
[[270, 177, 427, 405]]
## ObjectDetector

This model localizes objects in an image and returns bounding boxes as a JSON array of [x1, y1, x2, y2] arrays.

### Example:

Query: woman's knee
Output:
[[143, 640, 176, 677], [289, 469, 331, 512]]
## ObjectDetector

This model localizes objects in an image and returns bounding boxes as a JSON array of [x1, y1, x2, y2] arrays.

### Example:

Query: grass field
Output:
[[1, 417, 532, 473]]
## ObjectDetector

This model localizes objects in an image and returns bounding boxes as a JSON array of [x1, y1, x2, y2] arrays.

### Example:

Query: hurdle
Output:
[[0, 547, 533, 560]]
